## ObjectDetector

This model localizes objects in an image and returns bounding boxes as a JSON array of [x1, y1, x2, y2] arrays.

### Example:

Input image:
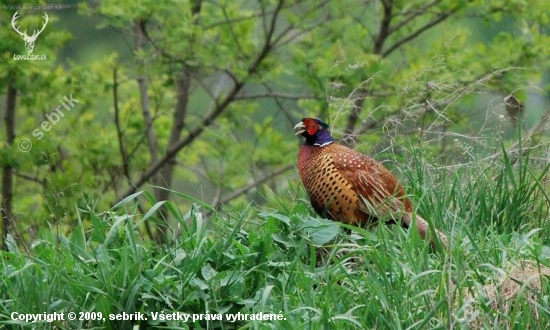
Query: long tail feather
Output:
[[401, 213, 448, 249]]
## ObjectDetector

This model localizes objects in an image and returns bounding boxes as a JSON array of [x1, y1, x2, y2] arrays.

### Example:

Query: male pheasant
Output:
[[294, 117, 447, 248]]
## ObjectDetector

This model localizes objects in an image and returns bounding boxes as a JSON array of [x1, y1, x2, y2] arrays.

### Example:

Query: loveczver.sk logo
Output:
[[11, 10, 48, 60]]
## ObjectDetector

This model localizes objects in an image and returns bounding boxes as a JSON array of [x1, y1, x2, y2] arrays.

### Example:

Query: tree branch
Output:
[[116, 76, 241, 202], [382, 9, 456, 58], [235, 92, 317, 100], [374, 0, 393, 55], [13, 171, 47, 186], [135, 19, 160, 175], [116, 0, 293, 203], [388, 0, 442, 35], [2, 78, 16, 251], [212, 164, 294, 208], [113, 68, 131, 181]]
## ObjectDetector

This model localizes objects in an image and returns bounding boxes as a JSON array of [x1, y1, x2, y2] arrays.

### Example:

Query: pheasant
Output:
[[294, 117, 447, 248]]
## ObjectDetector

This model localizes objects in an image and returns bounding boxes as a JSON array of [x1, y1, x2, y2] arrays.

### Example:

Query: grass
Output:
[[1, 145, 550, 329]]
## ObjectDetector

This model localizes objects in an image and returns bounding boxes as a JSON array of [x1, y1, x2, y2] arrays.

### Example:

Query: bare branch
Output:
[[156, 66, 192, 202], [204, 0, 295, 31], [13, 172, 47, 186], [382, 9, 456, 58], [250, 0, 284, 75], [259, 81, 303, 129], [213, 165, 294, 208], [2, 79, 17, 251], [116, 0, 298, 202], [219, 4, 247, 59], [271, 0, 332, 48], [135, 19, 160, 172], [342, 0, 394, 142], [113, 68, 131, 180], [235, 91, 317, 100], [374, 0, 393, 55], [116, 76, 240, 201], [388, 0, 442, 35]]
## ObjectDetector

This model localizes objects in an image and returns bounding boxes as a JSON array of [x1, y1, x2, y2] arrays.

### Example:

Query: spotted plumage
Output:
[[294, 117, 447, 247]]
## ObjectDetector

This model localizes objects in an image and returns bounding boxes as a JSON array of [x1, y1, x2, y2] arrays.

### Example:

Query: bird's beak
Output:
[[294, 121, 306, 135]]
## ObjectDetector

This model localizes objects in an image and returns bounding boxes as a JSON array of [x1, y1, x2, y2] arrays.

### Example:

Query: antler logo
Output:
[[11, 11, 49, 54]]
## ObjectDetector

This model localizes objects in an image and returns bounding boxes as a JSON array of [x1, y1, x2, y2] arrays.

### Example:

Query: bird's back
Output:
[[298, 143, 412, 226]]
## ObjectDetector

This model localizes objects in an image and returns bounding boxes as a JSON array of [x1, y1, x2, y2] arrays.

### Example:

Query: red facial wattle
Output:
[[303, 118, 318, 136]]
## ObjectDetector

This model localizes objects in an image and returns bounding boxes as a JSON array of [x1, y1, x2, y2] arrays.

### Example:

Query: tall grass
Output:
[[1, 145, 550, 329]]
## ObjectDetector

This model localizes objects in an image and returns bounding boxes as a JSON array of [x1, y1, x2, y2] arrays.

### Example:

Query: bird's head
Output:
[[294, 117, 334, 147]]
